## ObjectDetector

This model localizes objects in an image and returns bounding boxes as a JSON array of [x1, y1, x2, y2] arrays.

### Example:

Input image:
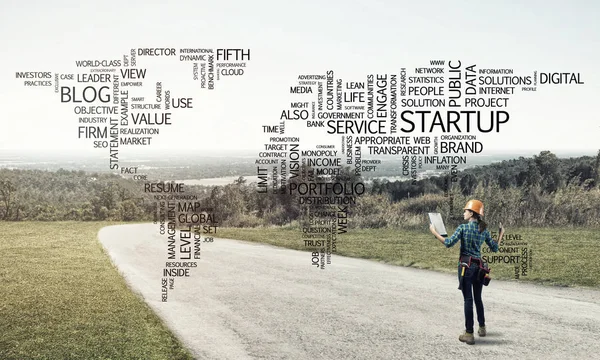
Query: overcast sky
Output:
[[0, 0, 598, 157]]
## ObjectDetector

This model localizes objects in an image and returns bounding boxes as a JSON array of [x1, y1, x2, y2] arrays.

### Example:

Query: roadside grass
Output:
[[217, 225, 600, 288], [0, 222, 193, 360]]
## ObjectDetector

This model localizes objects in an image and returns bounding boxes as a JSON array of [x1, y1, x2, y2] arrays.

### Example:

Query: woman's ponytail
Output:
[[475, 213, 487, 233]]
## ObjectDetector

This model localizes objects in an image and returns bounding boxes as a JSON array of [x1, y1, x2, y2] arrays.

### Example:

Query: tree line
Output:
[[1, 150, 599, 227]]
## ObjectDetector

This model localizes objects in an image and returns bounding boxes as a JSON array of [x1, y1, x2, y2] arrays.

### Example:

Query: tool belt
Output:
[[458, 255, 491, 290]]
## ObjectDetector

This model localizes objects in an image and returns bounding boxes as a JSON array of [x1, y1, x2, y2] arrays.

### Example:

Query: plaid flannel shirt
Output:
[[444, 220, 499, 258]]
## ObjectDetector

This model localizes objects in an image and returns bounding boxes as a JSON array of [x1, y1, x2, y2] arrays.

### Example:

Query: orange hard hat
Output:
[[464, 199, 484, 216]]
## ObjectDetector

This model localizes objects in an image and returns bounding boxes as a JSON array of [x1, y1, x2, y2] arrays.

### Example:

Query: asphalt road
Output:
[[99, 224, 600, 360]]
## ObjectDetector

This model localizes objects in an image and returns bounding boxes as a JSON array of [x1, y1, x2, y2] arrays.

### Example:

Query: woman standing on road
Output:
[[429, 200, 504, 345]]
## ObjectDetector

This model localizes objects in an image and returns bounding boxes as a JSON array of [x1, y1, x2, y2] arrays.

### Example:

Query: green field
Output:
[[218, 225, 600, 288], [0, 222, 193, 360]]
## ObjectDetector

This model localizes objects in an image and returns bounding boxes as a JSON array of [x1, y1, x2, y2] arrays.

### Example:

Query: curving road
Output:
[[99, 224, 600, 360]]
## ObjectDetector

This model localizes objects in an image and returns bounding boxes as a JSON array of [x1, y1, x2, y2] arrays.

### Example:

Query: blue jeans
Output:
[[458, 263, 485, 333]]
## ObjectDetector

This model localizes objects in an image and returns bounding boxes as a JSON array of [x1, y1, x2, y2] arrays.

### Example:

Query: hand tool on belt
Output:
[[478, 260, 491, 286], [458, 255, 472, 290]]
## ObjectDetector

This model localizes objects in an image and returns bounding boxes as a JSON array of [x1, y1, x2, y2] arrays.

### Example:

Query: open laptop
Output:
[[428, 212, 448, 237]]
